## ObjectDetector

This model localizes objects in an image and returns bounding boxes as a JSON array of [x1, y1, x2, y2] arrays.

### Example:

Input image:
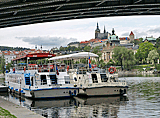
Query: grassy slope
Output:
[[0, 107, 17, 118]]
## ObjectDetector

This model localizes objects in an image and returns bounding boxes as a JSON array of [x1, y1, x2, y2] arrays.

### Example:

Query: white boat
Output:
[[5, 53, 79, 99], [71, 67, 128, 96], [49, 52, 128, 97]]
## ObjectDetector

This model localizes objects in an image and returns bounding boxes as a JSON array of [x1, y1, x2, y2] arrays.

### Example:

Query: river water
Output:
[[0, 77, 160, 118]]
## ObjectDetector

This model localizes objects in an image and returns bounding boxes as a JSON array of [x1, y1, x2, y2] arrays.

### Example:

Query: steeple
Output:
[[112, 28, 115, 35], [104, 26, 106, 33], [95, 22, 100, 32], [97, 22, 99, 29], [95, 22, 100, 39]]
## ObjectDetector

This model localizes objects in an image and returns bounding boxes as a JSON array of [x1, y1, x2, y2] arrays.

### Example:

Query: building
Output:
[[129, 31, 135, 42], [108, 28, 120, 46], [79, 41, 89, 48], [101, 42, 115, 63], [1, 51, 16, 64], [143, 36, 156, 45], [91, 39, 108, 48], [119, 37, 130, 44], [95, 22, 111, 39]]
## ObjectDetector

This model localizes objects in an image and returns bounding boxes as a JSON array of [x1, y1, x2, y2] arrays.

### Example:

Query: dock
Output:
[[0, 97, 45, 118]]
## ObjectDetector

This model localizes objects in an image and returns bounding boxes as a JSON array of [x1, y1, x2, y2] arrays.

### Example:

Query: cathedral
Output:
[[95, 22, 111, 39]]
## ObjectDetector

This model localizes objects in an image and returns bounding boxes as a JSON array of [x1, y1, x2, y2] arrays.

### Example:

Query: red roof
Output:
[[130, 31, 134, 35], [12, 53, 56, 61], [119, 37, 129, 40], [80, 41, 89, 44]]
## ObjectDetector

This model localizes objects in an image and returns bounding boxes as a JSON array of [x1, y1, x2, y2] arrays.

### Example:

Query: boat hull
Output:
[[30, 88, 79, 99], [78, 86, 128, 96], [0, 86, 8, 92]]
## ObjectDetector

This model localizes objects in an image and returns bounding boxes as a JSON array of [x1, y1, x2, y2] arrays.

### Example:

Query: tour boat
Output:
[[49, 52, 128, 97], [5, 53, 79, 99], [71, 67, 128, 97]]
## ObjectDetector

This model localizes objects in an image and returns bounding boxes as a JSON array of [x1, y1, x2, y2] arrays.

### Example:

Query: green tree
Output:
[[6, 62, 13, 72], [91, 60, 96, 64], [92, 46, 101, 54], [0, 53, 5, 74], [155, 37, 160, 49], [139, 38, 143, 43], [92, 46, 102, 62], [80, 59, 87, 64], [107, 59, 115, 66], [135, 42, 156, 64], [99, 59, 106, 68], [84, 46, 91, 52], [147, 50, 159, 68], [113, 47, 135, 70]]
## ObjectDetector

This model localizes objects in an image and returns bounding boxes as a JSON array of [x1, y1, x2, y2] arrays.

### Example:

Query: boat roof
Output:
[[48, 52, 98, 61], [12, 53, 56, 61]]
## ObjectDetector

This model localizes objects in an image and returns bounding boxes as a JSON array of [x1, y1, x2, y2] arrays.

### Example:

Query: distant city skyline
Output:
[[0, 15, 160, 50]]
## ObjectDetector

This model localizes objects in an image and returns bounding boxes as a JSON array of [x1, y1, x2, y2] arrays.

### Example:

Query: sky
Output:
[[0, 15, 160, 50]]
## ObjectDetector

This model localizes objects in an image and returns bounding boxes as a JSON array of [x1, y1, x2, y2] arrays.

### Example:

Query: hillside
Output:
[[0, 46, 30, 51]]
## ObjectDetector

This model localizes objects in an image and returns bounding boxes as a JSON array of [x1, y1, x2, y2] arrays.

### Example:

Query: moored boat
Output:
[[49, 52, 128, 97], [5, 53, 79, 99], [71, 67, 128, 97]]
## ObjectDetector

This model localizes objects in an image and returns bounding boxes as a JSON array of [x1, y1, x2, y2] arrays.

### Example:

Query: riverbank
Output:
[[0, 96, 44, 118], [118, 70, 160, 77]]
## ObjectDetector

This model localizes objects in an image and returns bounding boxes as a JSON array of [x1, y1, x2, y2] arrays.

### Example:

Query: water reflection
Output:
[[0, 92, 128, 118], [71, 96, 128, 118], [0, 77, 160, 118]]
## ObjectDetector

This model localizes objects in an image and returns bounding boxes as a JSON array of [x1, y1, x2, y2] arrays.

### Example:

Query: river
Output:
[[0, 77, 160, 118]]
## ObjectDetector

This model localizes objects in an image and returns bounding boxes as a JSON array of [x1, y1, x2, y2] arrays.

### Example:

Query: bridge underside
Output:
[[0, 0, 160, 28]]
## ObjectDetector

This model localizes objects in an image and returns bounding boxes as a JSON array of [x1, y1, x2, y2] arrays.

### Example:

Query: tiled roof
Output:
[[80, 41, 89, 44], [130, 31, 134, 35], [119, 37, 129, 40]]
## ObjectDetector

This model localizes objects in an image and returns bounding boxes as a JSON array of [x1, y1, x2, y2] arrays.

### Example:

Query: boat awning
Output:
[[12, 53, 56, 61], [48, 52, 98, 61]]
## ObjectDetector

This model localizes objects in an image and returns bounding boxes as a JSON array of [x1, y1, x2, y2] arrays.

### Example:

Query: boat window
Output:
[[31, 77, 34, 86], [83, 70, 86, 74], [41, 75, 47, 85], [74, 77, 77, 81], [64, 76, 70, 84], [50, 75, 57, 84], [79, 70, 82, 74], [25, 77, 30, 85], [91, 74, 98, 83], [100, 74, 108, 82]]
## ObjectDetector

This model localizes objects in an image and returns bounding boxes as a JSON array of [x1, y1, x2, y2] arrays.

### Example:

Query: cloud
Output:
[[133, 30, 147, 38], [148, 27, 160, 33], [16, 36, 77, 49], [121, 32, 129, 36]]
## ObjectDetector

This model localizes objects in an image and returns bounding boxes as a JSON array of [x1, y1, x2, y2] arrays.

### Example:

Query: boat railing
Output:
[[113, 80, 126, 83], [76, 69, 87, 74]]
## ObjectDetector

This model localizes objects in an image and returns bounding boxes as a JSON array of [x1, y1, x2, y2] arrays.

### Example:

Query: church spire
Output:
[[97, 22, 99, 28], [104, 25, 106, 33], [95, 22, 100, 39], [96, 22, 100, 31], [112, 28, 115, 35], [95, 22, 100, 33]]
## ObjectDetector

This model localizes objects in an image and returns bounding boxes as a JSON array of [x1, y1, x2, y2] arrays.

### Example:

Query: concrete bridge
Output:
[[0, 0, 160, 28]]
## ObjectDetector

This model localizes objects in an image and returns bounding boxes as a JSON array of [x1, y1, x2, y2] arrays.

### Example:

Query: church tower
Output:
[[129, 31, 134, 42], [104, 26, 106, 33], [95, 22, 100, 39]]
